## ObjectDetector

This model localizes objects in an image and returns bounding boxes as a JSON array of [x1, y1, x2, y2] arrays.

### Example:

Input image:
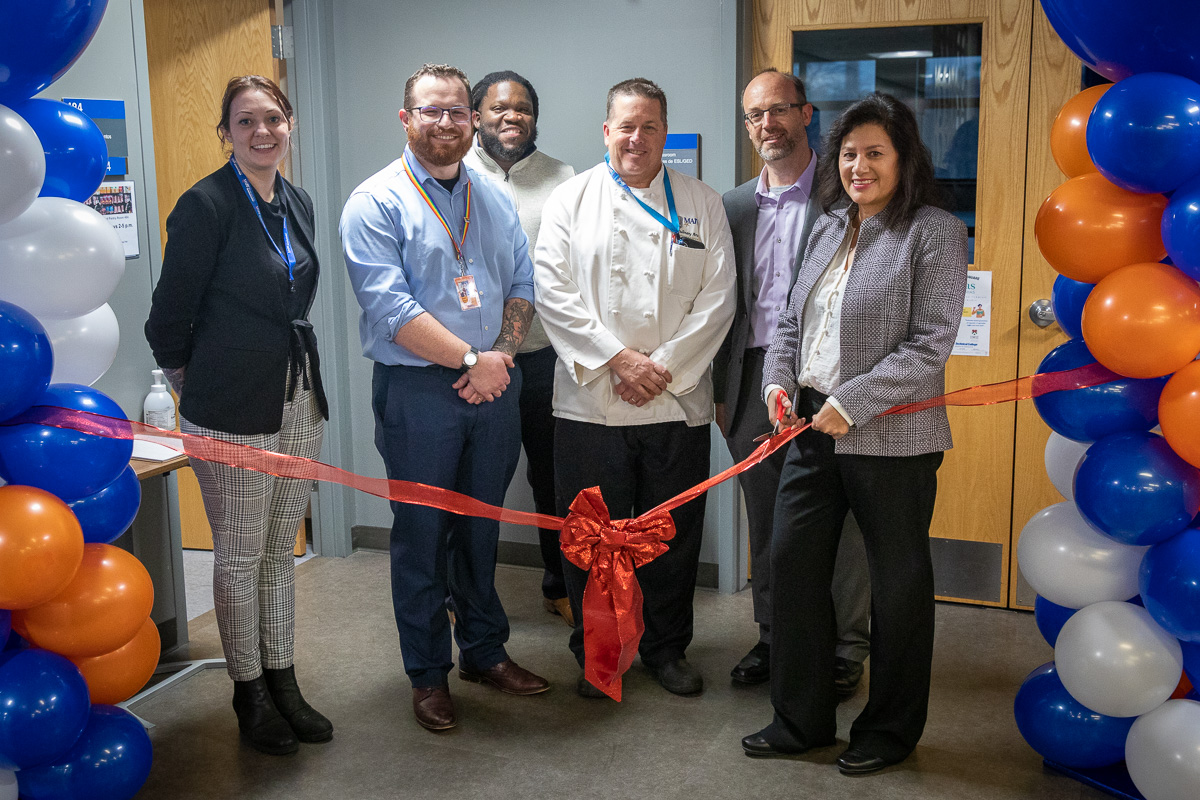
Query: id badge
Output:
[[455, 275, 482, 310]]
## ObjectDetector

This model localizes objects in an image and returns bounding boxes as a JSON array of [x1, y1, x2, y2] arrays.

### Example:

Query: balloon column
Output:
[[1018, 3, 1200, 799], [0, 3, 155, 799]]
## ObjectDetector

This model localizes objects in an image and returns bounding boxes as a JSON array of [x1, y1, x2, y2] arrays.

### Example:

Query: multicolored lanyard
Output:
[[229, 156, 296, 291], [403, 152, 472, 270]]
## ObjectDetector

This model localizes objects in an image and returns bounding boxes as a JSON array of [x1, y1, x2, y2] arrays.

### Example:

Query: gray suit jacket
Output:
[[713, 174, 822, 424], [762, 204, 968, 457]]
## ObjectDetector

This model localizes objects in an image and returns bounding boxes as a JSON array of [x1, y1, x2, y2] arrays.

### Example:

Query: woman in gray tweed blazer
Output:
[[740, 93, 968, 775]]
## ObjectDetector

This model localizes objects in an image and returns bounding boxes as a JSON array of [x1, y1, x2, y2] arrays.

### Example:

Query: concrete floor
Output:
[[135, 553, 1111, 800]]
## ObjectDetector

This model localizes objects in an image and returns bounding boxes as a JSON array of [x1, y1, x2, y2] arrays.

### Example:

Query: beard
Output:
[[408, 122, 473, 168], [479, 123, 538, 164], [754, 129, 798, 163]]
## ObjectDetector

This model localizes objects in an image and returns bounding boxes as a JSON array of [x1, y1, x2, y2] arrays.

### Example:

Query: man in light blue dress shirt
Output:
[[340, 63, 548, 733]]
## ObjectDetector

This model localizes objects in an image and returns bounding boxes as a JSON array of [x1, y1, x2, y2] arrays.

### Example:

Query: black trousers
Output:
[[554, 418, 710, 669], [513, 346, 566, 600], [767, 390, 943, 762]]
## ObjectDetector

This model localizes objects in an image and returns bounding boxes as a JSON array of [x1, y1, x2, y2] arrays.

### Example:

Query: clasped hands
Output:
[[766, 388, 850, 439], [608, 348, 672, 407], [452, 350, 514, 405]]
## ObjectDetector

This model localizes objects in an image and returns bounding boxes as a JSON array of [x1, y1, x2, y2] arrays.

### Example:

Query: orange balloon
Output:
[[1050, 84, 1110, 178], [0, 485, 84, 609], [1035, 173, 1167, 283], [1171, 670, 1194, 701], [70, 615, 160, 704], [1081, 262, 1200, 378], [1159, 360, 1200, 468], [14, 542, 154, 657]]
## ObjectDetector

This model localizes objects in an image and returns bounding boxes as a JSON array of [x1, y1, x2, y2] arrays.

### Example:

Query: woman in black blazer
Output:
[[741, 93, 968, 774], [146, 75, 330, 756]]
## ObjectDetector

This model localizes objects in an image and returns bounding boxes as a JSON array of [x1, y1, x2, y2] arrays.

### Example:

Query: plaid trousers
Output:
[[182, 378, 323, 681]]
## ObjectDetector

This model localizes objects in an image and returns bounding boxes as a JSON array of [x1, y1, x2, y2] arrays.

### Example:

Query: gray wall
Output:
[[291, 0, 743, 578], [37, 0, 161, 420]]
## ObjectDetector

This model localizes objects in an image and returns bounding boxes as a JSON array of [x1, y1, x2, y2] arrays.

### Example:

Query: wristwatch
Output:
[[461, 346, 480, 372]]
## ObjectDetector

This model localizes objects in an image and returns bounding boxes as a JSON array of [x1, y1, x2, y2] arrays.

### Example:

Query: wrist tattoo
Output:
[[493, 298, 534, 357]]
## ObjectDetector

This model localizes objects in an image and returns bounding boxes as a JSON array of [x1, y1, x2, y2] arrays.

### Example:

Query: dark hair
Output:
[[606, 77, 667, 126], [216, 75, 292, 145], [403, 63, 471, 110], [471, 71, 540, 120], [816, 92, 943, 228], [745, 67, 807, 106]]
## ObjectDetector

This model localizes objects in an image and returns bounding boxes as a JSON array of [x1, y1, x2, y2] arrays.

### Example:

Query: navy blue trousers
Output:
[[513, 346, 566, 600], [371, 362, 522, 688]]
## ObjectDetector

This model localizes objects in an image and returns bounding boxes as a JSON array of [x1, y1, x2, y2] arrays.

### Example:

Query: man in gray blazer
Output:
[[714, 69, 870, 692]]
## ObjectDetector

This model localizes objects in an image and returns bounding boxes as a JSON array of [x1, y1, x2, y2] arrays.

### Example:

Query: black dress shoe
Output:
[[837, 747, 899, 775], [576, 674, 608, 699], [730, 642, 770, 685], [652, 658, 703, 695], [232, 676, 299, 755], [741, 730, 834, 758], [263, 665, 333, 743], [834, 657, 864, 700]]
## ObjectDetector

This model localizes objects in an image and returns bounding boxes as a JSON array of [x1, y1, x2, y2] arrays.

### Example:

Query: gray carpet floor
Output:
[[132, 552, 1110, 799]]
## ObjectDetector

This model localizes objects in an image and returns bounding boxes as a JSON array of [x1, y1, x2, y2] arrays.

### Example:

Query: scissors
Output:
[[753, 390, 789, 443]]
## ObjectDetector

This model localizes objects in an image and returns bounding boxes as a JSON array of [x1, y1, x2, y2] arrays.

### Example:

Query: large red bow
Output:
[[560, 487, 675, 701]]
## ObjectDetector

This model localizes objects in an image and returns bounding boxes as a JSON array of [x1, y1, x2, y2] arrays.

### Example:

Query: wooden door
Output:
[[753, 0, 1055, 607], [143, 0, 304, 555]]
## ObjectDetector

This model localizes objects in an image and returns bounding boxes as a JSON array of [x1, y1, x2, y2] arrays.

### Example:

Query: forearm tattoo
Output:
[[493, 298, 534, 357]]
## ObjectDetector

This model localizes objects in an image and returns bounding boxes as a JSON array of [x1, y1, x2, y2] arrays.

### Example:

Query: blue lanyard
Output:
[[605, 154, 680, 236], [230, 156, 296, 289]]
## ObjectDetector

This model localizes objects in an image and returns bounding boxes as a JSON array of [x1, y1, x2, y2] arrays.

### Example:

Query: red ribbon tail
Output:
[[581, 552, 645, 702]]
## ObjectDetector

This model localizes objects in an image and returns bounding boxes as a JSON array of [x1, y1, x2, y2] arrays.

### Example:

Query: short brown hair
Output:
[[404, 63, 471, 110], [745, 68, 807, 106], [216, 75, 293, 144], [606, 78, 667, 126]]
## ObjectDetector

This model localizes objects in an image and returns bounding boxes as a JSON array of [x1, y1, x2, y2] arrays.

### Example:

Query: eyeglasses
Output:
[[407, 106, 473, 125], [743, 103, 805, 126]]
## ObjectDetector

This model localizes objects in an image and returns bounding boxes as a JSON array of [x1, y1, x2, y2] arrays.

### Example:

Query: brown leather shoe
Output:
[[458, 659, 549, 695], [412, 686, 456, 731], [542, 596, 575, 627]]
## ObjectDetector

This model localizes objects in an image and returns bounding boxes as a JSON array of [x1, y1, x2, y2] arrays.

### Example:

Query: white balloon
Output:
[[1055, 601, 1183, 718], [1126, 699, 1200, 800], [0, 197, 124, 319], [0, 104, 45, 226], [38, 303, 120, 385], [1017, 501, 1149, 608], [1045, 431, 1088, 500], [0, 769, 15, 800]]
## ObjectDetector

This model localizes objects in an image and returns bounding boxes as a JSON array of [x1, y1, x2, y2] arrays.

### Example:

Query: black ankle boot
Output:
[[263, 665, 333, 743], [232, 676, 299, 755]]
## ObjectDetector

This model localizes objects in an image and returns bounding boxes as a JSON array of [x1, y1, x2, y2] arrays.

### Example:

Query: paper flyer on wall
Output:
[[953, 270, 990, 357], [85, 181, 139, 259]]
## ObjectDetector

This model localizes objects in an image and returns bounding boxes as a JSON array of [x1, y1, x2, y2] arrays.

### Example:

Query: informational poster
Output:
[[85, 181, 139, 259], [61, 98, 128, 175], [953, 270, 991, 356], [662, 133, 700, 178]]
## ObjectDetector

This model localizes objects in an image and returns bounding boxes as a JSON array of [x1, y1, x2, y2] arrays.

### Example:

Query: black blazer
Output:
[[712, 174, 821, 425], [145, 163, 328, 434]]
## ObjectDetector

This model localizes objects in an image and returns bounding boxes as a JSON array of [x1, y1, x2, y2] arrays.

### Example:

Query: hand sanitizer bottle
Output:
[[143, 368, 177, 429]]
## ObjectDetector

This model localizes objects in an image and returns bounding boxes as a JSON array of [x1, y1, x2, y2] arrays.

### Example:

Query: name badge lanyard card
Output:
[[604, 154, 704, 252], [402, 153, 480, 310], [230, 155, 297, 293]]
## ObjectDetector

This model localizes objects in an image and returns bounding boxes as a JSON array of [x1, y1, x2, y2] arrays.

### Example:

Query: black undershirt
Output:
[[256, 182, 315, 321], [435, 175, 458, 193]]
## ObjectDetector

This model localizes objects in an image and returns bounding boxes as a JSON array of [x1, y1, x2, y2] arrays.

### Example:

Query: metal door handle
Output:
[[1029, 299, 1055, 328]]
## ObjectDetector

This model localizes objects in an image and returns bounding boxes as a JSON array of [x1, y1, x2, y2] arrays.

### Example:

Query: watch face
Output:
[[464, 351, 478, 368]]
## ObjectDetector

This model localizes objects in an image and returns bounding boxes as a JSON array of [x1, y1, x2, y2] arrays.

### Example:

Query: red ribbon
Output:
[[0, 362, 1120, 700], [559, 487, 675, 700]]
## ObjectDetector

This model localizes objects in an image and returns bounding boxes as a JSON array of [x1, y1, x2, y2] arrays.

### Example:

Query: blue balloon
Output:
[[0, 649, 90, 771], [1050, 275, 1093, 341], [1086, 73, 1200, 194], [0, 611, 9, 651], [0, 383, 132, 501], [1162, 173, 1200, 282], [1032, 340, 1166, 442], [1075, 431, 1200, 546], [1140, 528, 1200, 641], [67, 465, 141, 544], [1183, 640, 1200, 685], [1034, 596, 1076, 648], [1, 632, 30, 657], [10, 99, 108, 203], [0, 300, 53, 423], [1014, 661, 1135, 768], [1040, 1, 1200, 84], [17, 705, 151, 800], [0, 1, 109, 105]]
